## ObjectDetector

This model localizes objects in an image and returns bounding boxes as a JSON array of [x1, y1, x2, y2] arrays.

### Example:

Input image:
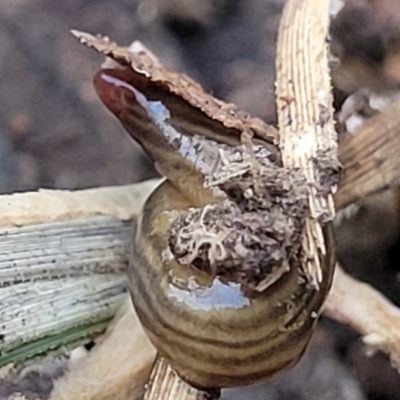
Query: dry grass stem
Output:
[[335, 98, 400, 209], [143, 358, 217, 400], [276, 0, 337, 285], [325, 265, 400, 371]]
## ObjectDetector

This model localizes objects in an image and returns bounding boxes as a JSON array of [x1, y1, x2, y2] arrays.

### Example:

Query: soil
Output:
[[1, 1, 400, 399]]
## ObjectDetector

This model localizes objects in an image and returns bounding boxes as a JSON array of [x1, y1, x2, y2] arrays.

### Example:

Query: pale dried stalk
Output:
[[50, 301, 156, 400], [276, 0, 337, 286], [335, 98, 400, 209], [143, 358, 215, 400], [324, 265, 400, 371], [0, 179, 159, 226], [275, 0, 400, 373]]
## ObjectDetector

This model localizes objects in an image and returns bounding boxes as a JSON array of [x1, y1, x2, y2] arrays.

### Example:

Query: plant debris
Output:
[[169, 139, 309, 292], [71, 30, 279, 146]]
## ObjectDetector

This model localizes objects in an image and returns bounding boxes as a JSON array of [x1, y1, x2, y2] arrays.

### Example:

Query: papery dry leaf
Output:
[[71, 30, 278, 145]]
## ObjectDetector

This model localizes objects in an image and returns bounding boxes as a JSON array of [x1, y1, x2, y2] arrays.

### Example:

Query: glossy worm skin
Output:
[[93, 68, 335, 389]]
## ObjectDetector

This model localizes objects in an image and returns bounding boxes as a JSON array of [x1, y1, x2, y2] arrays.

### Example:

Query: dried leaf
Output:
[[71, 30, 278, 145]]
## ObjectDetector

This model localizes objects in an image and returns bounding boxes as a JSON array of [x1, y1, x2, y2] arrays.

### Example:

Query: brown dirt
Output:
[[1, 1, 400, 399]]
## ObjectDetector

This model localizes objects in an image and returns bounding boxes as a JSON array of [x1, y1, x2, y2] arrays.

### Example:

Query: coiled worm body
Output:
[[93, 67, 335, 389]]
